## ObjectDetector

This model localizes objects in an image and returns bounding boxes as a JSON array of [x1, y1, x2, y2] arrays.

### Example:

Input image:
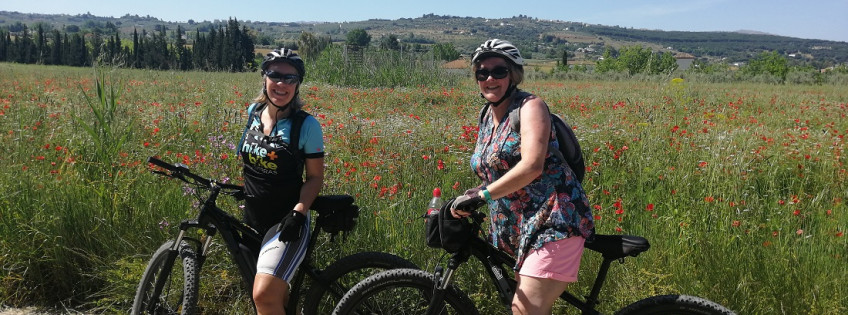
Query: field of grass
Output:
[[0, 62, 846, 314]]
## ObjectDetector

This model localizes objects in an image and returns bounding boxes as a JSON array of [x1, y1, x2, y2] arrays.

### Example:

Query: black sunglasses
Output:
[[265, 71, 301, 85], [475, 66, 510, 81]]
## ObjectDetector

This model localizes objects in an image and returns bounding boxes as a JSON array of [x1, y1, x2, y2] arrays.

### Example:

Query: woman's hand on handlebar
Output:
[[449, 190, 486, 219]]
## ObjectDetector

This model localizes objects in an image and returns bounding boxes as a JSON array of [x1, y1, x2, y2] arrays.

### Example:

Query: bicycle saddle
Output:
[[584, 234, 650, 260]]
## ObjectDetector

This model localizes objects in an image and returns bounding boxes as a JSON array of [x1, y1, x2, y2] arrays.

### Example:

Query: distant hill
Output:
[[2, 11, 847, 66]]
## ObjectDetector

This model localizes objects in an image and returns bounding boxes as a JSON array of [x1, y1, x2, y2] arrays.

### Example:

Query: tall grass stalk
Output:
[[74, 68, 129, 165]]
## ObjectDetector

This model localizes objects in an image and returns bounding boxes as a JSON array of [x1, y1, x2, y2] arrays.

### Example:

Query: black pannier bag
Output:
[[425, 198, 472, 253]]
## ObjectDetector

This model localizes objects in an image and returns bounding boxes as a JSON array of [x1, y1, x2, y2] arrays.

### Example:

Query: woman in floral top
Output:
[[449, 39, 594, 315]]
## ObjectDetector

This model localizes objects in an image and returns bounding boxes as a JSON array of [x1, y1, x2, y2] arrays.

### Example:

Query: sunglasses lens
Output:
[[282, 75, 299, 85], [266, 71, 300, 85], [491, 67, 509, 79], [475, 67, 509, 81]]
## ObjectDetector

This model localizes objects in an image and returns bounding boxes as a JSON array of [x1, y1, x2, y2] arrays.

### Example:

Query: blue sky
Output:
[[4, 0, 847, 42]]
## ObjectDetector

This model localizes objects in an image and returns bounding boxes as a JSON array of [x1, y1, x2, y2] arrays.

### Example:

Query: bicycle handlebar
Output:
[[443, 198, 488, 224], [147, 156, 245, 197]]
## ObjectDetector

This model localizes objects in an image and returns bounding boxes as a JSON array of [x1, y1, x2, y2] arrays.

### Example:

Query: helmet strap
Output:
[[263, 83, 299, 116], [481, 84, 517, 108]]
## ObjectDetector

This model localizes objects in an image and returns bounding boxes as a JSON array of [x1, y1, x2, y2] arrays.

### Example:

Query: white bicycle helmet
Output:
[[261, 48, 305, 78], [471, 39, 525, 67]]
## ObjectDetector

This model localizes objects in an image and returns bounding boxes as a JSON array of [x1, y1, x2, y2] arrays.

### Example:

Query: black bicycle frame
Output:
[[145, 156, 363, 314], [173, 190, 264, 289], [430, 214, 614, 315]]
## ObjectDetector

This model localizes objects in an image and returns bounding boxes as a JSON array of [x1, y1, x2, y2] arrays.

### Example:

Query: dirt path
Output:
[[0, 307, 42, 315]]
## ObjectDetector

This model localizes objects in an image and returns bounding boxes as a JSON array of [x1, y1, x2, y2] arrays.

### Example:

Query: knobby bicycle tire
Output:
[[615, 294, 736, 315], [301, 251, 419, 315], [332, 268, 479, 315], [131, 240, 201, 315]]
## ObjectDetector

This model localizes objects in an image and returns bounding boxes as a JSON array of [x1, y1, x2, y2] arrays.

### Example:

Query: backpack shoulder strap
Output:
[[503, 93, 586, 182], [289, 109, 308, 152], [249, 102, 265, 121], [506, 91, 533, 132], [290, 109, 310, 175], [236, 103, 264, 155], [478, 103, 490, 125], [479, 90, 532, 126], [505, 94, 561, 162]]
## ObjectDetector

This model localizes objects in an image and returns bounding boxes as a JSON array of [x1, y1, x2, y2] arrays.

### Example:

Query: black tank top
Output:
[[240, 105, 304, 232]]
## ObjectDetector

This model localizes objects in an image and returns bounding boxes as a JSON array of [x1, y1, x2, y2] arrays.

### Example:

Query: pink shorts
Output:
[[518, 236, 585, 283]]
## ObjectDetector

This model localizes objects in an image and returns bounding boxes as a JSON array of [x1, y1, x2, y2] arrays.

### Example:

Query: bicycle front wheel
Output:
[[615, 295, 736, 315], [332, 268, 479, 315], [131, 240, 201, 315], [301, 251, 419, 315]]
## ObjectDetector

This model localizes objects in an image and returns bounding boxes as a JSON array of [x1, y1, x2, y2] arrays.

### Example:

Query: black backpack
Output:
[[241, 103, 311, 176], [479, 95, 585, 183]]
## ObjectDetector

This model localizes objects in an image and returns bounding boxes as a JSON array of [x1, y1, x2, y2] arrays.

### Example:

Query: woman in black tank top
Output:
[[239, 48, 325, 315]]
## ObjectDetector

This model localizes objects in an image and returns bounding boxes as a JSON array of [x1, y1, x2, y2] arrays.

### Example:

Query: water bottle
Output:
[[426, 188, 443, 216], [425, 188, 443, 248]]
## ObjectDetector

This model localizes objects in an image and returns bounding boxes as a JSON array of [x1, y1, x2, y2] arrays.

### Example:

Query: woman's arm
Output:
[[483, 97, 551, 200], [294, 157, 324, 214]]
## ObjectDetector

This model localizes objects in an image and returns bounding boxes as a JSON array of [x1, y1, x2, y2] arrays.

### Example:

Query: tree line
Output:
[[594, 45, 679, 75], [588, 25, 848, 68], [0, 18, 256, 71]]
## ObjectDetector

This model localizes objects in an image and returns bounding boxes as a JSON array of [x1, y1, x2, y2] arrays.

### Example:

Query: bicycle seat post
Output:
[[585, 258, 614, 308]]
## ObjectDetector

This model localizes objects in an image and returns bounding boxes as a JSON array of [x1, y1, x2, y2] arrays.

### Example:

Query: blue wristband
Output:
[[481, 188, 493, 202]]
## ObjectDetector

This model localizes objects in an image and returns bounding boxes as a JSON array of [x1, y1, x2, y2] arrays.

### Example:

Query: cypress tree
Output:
[[35, 24, 46, 64], [132, 28, 140, 68], [208, 27, 219, 70], [241, 25, 255, 70], [0, 30, 7, 62], [62, 33, 70, 65], [80, 33, 89, 66], [91, 28, 103, 62], [192, 30, 206, 70], [215, 25, 225, 70], [18, 25, 33, 64], [176, 25, 191, 70], [112, 31, 121, 62], [67, 33, 81, 66], [50, 29, 62, 65]]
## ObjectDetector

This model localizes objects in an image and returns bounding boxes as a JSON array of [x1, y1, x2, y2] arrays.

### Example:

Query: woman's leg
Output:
[[254, 274, 288, 315], [512, 236, 586, 314], [253, 214, 311, 315], [512, 276, 569, 314]]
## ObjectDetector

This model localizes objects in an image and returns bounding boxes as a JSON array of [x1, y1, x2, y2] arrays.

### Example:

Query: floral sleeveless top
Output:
[[470, 91, 594, 270]]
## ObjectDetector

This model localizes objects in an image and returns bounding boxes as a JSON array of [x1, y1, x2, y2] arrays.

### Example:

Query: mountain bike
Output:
[[333, 204, 736, 315], [131, 156, 418, 314]]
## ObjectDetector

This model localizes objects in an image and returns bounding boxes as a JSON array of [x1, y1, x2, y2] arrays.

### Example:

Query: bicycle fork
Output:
[[427, 266, 454, 315], [426, 252, 471, 315]]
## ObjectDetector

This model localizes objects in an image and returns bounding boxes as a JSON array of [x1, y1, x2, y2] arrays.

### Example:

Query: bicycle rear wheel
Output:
[[615, 294, 736, 315], [332, 268, 479, 315], [131, 240, 201, 315], [301, 251, 418, 315]]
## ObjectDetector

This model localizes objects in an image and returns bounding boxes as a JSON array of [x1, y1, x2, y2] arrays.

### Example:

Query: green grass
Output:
[[1, 62, 846, 314]]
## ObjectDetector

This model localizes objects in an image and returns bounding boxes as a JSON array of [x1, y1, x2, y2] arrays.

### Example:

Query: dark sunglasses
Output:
[[265, 71, 301, 85], [475, 66, 510, 81]]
